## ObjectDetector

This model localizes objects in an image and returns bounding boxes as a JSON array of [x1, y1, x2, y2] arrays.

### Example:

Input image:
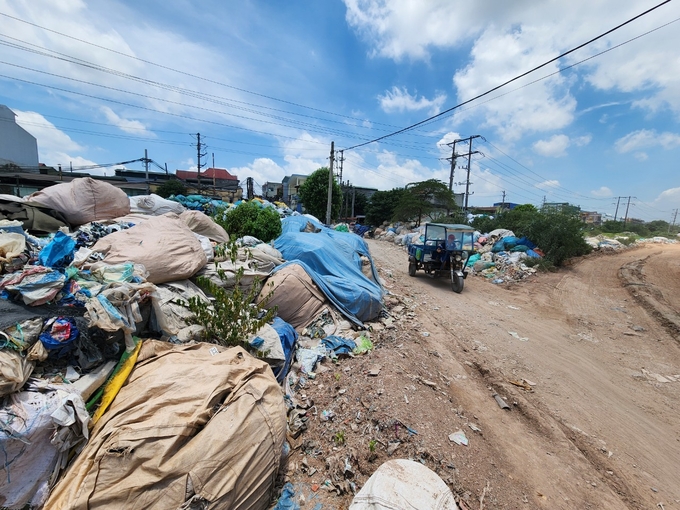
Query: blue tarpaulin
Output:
[[270, 317, 297, 383], [273, 216, 383, 326]]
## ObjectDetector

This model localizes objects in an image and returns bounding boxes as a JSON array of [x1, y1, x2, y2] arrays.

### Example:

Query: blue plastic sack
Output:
[[526, 249, 541, 258], [38, 231, 76, 268], [39, 317, 79, 358], [273, 482, 300, 510], [322, 335, 357, 356], [502, 236, 520, 250]]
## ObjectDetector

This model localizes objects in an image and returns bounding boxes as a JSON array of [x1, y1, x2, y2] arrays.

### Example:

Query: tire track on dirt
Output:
[[619, 253, 680, 340]]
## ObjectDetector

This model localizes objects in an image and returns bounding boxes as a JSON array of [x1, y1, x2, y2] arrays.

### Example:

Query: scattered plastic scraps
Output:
[[322, 335, 357, 356], [508, 331, 529, 342], [448, 429, 469, 446], [321, 409, 335, 421], [273, 482, 301, 510], [295, 343, 328, 374], [353, 334, 373, 354], [0, 266, 66, 305], [493, 393, 511, 410]]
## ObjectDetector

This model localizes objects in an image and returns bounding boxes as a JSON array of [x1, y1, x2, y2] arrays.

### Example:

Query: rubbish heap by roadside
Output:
[[0, 178, 388, 509], [368, 222, 544, 284]]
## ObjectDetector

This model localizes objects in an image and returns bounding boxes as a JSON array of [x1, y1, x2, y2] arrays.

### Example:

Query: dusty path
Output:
[[367, 240, 680, 509], [282, 242, 679, 509]]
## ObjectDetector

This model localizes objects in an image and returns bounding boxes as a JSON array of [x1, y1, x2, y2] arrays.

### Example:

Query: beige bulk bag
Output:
[[44, 341, 287, 510], [256, 263, 327, 332], [180, 210, 229, 243], [89, 213, 207, 284], [27, 177, 130, 226]]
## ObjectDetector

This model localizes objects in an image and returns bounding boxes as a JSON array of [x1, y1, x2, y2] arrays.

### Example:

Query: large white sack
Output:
[[27, 177, 130, 226], [90, 213, 207, 284], [349, 459, 459, 510], [129, 194, 186, 216]]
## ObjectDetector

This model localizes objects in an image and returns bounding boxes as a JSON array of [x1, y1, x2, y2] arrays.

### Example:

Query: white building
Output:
[[0, 105, 39, 169]]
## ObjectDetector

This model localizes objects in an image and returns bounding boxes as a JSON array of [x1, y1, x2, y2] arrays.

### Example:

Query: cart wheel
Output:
[[408, 262, 417, 277], [451, 273, 464, 293]]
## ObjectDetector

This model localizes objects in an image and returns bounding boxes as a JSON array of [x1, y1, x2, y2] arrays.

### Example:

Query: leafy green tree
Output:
[[298, 167, 342, 222], [646, 220, 669, 234], [365, 188, 406, 226], [215, 201, 282, 242], [523, 212, 591, 266], [155, 179, 187, 198], [392, 179, 458, 227]]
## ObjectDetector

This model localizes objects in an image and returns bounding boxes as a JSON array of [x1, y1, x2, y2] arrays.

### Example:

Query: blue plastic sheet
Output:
[[322, 335, 356, 356], [273, 482, 300, 510], [38, 231, 76, 268], [271, 317, 297, 383], [273, 217, 383, 326]]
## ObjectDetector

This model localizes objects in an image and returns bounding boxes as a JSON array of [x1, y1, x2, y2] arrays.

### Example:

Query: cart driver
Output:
[[434, 243, 449, 269]]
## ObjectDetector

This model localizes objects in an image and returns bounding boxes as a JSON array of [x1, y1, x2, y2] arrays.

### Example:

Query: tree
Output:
[[392, 179, 457, 227], [155, 179, 187, 198], [215, 201, 282, 242], [365, 188, 406, 226], [298, 167, 342, 222]]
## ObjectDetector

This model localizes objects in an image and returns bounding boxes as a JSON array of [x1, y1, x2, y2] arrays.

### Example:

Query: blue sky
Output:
[[1, 0, 679, 222]]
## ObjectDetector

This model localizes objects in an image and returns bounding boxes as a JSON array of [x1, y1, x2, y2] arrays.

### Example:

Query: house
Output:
[[175, 167, 241, 201], [580, 210, 603, 225], [262, 181, 283, 200], [0, 105, 39, 170], [282, 174, 308, 208]]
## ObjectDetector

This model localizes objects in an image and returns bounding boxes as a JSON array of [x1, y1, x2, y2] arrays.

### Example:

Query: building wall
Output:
[[0, 105, 39, 169]]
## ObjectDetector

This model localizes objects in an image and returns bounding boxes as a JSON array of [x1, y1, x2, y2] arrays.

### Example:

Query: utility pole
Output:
[[195, 133, 207, 193], [446, 140, 457, 192], [457, 135, 481, 212], [668, 208, 678, 234], [144, 148, 149, 194], [246, 177, 254, 200], [614, 196, 622, 221], [623, 196, 633, 226], [500, 190, 506, 210], [326, 142, 335, 225], [351, 185, 356, 218], [337, 149, 345, 183]]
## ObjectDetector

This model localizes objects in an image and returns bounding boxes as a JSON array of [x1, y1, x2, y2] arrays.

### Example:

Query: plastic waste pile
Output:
[[0, 178, 385, 509]]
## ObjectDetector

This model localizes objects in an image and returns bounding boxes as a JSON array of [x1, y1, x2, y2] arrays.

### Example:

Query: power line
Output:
[[342, 0, 671, 151]]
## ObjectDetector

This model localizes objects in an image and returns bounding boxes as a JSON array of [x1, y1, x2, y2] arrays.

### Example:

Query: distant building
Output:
[[542, 202, 581, 215], [493, 202, 520, 211], [580, 210, 602, 226], [262, 181, 283, 200], [175, 167, 241, 201], [282, 174, 308, 208], [0, 105, 39, 170]]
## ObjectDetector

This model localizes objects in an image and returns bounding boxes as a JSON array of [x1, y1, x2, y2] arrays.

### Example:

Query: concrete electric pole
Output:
[[326, 141, 335, 225]]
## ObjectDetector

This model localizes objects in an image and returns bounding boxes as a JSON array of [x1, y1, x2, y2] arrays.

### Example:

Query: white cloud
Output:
[[536, 180, 560, 189], [13, 110, 91, 170], [615, 129, 680, 153], [100, 107, 155, 136], [378, 87, 446, 115], [533, 135, 570, 157], [634, 152, 648, 162], [591, 186, 612, 197]]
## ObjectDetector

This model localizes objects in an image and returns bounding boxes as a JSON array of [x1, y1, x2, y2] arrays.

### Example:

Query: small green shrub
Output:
[[184, 241, 276, 348], [215, 201, 282, 243]]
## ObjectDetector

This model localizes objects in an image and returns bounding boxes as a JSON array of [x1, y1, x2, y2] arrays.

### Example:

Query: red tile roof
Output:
[[176, 168, 238, 180]]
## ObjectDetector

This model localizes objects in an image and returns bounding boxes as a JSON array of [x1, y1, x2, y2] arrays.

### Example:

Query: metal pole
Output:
[[326, 142, 335, 225], [144, 149, 149, 194]]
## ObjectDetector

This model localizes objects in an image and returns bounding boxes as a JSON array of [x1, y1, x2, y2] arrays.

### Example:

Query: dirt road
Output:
[[284, 241, 679, 509]]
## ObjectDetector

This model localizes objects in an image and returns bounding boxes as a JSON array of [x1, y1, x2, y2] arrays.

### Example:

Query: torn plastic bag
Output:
[[0, 266, 66, 305], [322, 335, 356, 356], [248, 317, 297, 383], [45, 341, 287, 510], [295, 342, 327, 374], [38, 231, 76, 268], [349, 459, 458, 510], [0, 382, 90, 510], [39, 316, 79, 358], [150, 279, 209, 336], [0, 340, 47, 397]]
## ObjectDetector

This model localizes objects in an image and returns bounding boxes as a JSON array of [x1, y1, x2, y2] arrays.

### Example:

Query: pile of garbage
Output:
[[168, 193, 298, 218], [370, 223, 543, 284], [0, 178, 385, 509]]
